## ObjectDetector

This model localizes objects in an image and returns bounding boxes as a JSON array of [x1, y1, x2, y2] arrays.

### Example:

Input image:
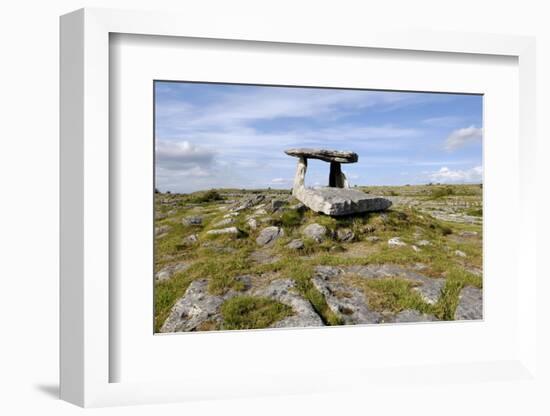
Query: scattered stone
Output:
[[366, 236, 380, 242], [246, 218, 257, 229], [181, 234, 198, 245], [289, 202, 306, 212], [256, 226, 284, 246], [388, 237, 406, 247], [212, 218, 234, 227], [286, 239, 305, 250], [455, 249, 467, 258], [155, 224, 171, 237], [313, 267, 382, 324], [234, 195, 265, 212], [302, 223, 327, 243], [254, 208, 268, 215], [411, 245, 420, 252], [336, 228, 355, 242], [417, 240, 431, 246], [254, 279, 324, 328], [223, 212, 239, 218], [454, 286, 483, 320], [155, 262, 190, 283], [206, 227, 240, 236], [182, 216, 203, 226], [270, 199, 286, 212], [459, 231, 478, 237], [249, 250, 281, 265], [160, 279, 227, 332]]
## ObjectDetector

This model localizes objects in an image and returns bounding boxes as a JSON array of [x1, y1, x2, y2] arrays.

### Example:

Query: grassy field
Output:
[[154, 184, 483, 332]]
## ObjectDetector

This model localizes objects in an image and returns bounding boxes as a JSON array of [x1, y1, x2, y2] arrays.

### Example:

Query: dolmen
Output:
[[284, 148, 392, 216]]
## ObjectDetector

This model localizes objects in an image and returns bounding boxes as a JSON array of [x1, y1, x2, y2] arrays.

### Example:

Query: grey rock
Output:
[[295, 187, 392, 216], [256, 226, 284, 246], [249, 250, 281, 265], [285, 148, 358, 163], [454, 286, 483, 320], [246, 218, 258, 230], [155, 224, 171, 237], [366, 236, 380, 242], [234, 194, 265, 212], [160, 279, 226, 332], [182, 216, 203, 226], [302, 223, 327, 242], [270, 199, 286, 212], [289, 202, 306, 212], [254, 279, 323, 328], [155, 262, 190, 283], [254, 208, 268, 215], [286, 239, 305, 250], [459, 231, 478, 237], [411, 245, 420, 252], [212, 218, 234, 227], [181, 234, 198, 245], [312, 267, 382, 324], [455, 249, 467, 258], [206, 226, 240, 236], [223, 212, 239, 218], [336, 228, 355, 242], [388, 237, 406, 247], [417, 239, 431, 246]]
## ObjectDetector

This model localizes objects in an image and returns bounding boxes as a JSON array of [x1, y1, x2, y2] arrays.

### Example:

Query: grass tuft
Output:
[[221, 296, 293, 330]]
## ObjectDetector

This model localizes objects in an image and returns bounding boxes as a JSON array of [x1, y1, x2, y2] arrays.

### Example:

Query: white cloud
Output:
[[155, 140, 215, 170], [444, 126, 482, 150], [429, 165, 483, 183], [270, 178, 292, 185]]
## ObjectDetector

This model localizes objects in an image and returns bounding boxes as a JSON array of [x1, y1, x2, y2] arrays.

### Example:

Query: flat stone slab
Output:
[[285, 148, 358, 163], [296, 187, 392, 216]]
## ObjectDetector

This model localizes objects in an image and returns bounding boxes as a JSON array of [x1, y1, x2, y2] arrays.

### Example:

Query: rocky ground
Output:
[[154, 184, 483, 332]]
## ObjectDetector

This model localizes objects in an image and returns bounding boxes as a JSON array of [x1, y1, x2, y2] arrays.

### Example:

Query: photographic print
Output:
[[154, 81, 483, 333]]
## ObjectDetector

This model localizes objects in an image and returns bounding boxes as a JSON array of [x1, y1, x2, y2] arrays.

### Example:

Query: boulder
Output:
[[155, 262, 190, 283], [286, 239, 305, 250], [246, 218, 258, 230], [388, 237, 406, 247], [295, 187, 392, 216], [270, 199, 286, 212], [336, 228, 355, 242], [212, 218, 234, 227], [256, 226, 284, 246], [181, 234, 198, 245], [206, 227, 240, 236], [182, 216, 203, 226], [302, 223, 327, 242]]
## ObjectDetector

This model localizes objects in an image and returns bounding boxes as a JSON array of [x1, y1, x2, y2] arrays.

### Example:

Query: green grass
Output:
[[354, 277, 433, 314], [221, 296, 293, 330]]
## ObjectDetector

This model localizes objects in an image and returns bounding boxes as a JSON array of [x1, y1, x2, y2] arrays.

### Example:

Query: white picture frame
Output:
[[60, 7, 538, 408]]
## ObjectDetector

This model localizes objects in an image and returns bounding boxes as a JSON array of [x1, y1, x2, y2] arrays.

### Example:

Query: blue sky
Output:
[[155, 81, 483, 193]]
